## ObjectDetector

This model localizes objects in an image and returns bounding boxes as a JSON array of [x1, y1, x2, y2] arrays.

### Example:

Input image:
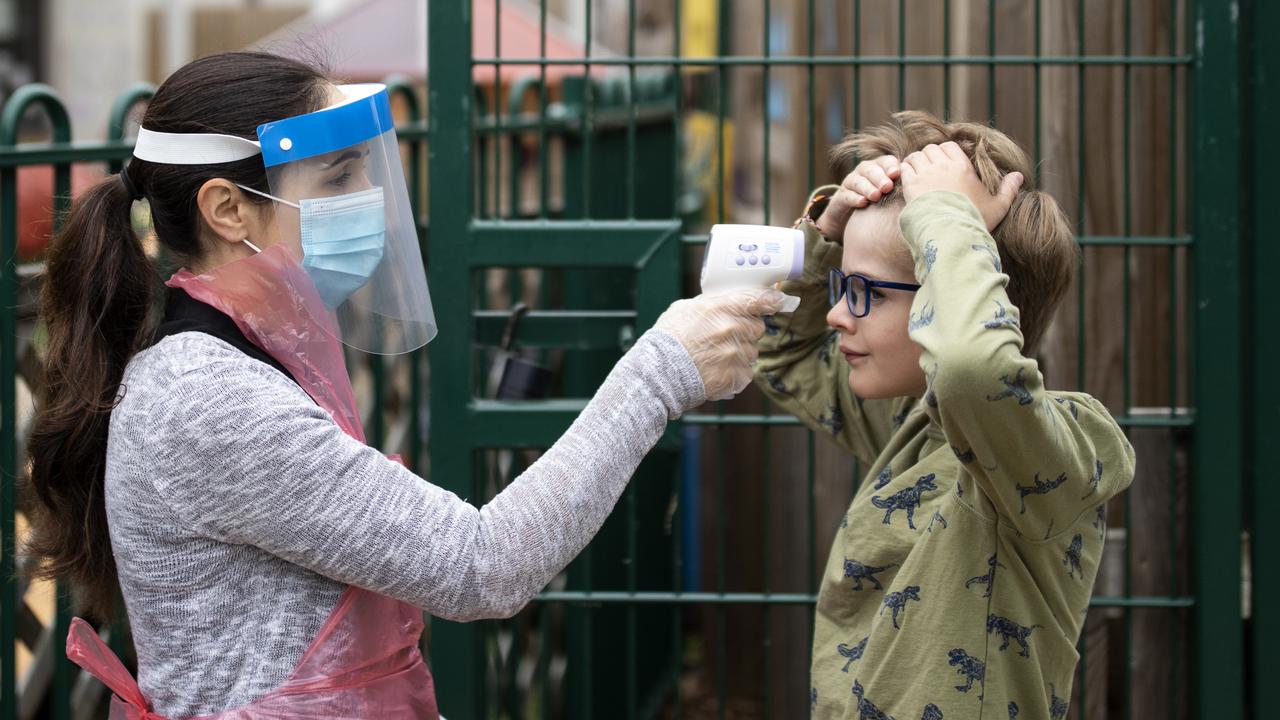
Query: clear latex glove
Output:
[[655, 287, 788, 401]]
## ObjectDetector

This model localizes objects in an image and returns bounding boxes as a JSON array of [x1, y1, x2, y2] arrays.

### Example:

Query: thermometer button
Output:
[[736, 255, 746, 266], [748, 255, 759, 266]]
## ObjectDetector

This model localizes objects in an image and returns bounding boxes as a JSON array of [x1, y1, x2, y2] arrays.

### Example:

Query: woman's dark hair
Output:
[[23, 51, 330, 620]]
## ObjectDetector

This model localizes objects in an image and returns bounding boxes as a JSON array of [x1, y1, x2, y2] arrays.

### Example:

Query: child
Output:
[[754, 111, 1134, 719]]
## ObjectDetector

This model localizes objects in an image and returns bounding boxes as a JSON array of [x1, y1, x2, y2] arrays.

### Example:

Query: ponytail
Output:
[[23, 169, 155, 619]]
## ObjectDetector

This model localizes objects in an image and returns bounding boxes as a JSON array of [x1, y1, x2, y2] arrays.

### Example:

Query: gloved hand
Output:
[[655, 287, 788, 401]]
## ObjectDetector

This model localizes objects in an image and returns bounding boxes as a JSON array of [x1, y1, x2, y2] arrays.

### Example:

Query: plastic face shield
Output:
[[256, 84, 436, 355]]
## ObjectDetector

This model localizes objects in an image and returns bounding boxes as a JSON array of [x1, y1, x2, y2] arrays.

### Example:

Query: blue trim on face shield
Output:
[[257, 85, 394, 168]]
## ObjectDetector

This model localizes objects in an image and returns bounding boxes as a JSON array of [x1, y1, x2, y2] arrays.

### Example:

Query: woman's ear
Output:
[[195, 179, 258, 247]]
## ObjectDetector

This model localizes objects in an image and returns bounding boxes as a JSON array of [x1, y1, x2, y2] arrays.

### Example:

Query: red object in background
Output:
[[11, 165, 103, 261]]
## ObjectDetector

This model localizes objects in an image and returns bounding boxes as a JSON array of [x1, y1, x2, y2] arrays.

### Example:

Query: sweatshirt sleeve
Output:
[[146, 329, 704, 621], [900, 190, 1135, 539]]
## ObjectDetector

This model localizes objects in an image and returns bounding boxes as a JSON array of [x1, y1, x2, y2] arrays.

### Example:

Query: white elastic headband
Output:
[[132, 127, 262, 165]]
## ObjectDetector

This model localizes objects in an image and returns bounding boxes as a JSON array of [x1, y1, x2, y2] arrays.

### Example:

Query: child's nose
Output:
[[827, 301, 857, 334]]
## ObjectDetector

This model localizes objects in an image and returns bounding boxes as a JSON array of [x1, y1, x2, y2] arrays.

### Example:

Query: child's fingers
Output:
[[923, 143, 949, 165], [997, 172, 1024, 208], [899, 160, 918, 183], [847, 175, 883, 202], [874, 155, 902, 179], [859, 163, 895, 193], [940, 141, 968, 164], [903, 150, 928, 174]]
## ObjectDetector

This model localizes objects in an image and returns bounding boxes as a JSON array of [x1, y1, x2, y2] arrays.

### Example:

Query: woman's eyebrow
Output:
[[319, 147, 371, 169]]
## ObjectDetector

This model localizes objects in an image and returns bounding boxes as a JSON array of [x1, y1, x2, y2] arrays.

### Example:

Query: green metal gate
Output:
[[0, 0, 1268, 718], [426, 1, 1253, 718]]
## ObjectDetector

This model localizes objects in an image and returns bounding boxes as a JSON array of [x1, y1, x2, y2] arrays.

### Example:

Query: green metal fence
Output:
[[427, 0, 1248, 718], [0, 0, 1266, 718]]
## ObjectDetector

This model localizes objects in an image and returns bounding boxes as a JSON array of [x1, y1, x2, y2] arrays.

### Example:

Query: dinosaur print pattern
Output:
[[763, 314, 783, 337], [819, 403, 844, 436], [951, 445, 976, 464], [871, 474, 938, 530], [1094, 504, 1107, 538], [1081, 459, 1103, 499], [987, 367, 1034, 406], [892, 406, 912, 428], [838, 637, 869, 672], [922, 240, 939, 278], [811, 687, 818, 711], [1015, 472, 1068, 514], [948, 647, 986, 697], [1008, 701, 1019, 719], [820, 333, 836, 364], [1053, 395, 1079, 419], [965, 554, 1003, 598], [764, 371, 787, 394], [909, 304, 936, 332], [1063, 534, 1084, 579], [921, 703, 944, 720], [844, 558, 895, 591], [926, 510, 948, 533], [873, 463, 894, 490], [987, 613, 1042, 658], [881, 586, 922, 629], [851, 680, 894, 720], [971, 242, 1002, 272], [983, 300, 1019, 330], [1048, 684, 1068, 720]]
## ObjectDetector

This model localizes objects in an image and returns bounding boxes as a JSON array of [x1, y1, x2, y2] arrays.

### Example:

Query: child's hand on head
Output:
[[816, 156, 901, 242], [900, 141, 1024, 231]]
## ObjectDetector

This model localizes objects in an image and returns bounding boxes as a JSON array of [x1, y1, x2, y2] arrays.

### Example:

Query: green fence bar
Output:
[[1250, 0, 1277, 713], [1191, 0, 1245, 717], [426, 1, 482, 716]]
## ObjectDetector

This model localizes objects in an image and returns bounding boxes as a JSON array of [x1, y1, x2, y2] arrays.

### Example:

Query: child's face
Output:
[[827, 204, 928, 400]]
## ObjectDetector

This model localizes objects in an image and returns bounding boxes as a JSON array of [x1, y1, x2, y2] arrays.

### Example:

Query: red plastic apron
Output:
[[67, 244, 441, 719]]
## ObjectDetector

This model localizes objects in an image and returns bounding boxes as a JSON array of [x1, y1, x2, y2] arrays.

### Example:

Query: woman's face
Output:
[[248, 84, 376, 259]]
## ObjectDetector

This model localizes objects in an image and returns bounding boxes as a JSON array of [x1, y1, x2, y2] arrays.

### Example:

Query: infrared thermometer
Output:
[[700, 224, 805, 312]]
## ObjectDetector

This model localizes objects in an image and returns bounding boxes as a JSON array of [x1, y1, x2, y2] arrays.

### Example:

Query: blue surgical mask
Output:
[[238, 184, 387, 308]]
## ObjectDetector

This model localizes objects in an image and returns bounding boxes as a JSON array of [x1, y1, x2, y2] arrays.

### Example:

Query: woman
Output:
[[24, 51, 780, 719]]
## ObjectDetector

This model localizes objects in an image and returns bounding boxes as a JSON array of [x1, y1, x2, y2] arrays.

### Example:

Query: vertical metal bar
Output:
[[0, 129, 19, 720], [1249, 0, 1278, 714], [713, 14, 732, 705], [671, 5, 684, 717], [762, 4, 774, 713], [715, 425, 726, 720], [1190, 0, 1244, 716], [987, 0, 996, 120], [627, 37, 640, 682], [1121, 3, 1134, 719], [495, 0, 504, 218], [539, 0, 549, 217], [627, 0, 638, 218], [1033, 0, 1042, 181], [1075, 0, 1086, 392], [426, 1, 480, 715], [852, 0, 862, 128], [757, 0, 768, 702], [1167, 0, 1181, 713], [943, 0, 951, 117], [807, 0, 816, 189], [763, 0, 771, 225], [582, 0, 593, 217], [898, 0, 906, 108]]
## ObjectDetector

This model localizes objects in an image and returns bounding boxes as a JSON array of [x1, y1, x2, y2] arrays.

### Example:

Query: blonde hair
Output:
[[831, 110, 1077, 355]]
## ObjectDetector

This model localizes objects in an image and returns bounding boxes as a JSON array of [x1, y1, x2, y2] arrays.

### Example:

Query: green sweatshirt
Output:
[[754, 190, 1135, 720]]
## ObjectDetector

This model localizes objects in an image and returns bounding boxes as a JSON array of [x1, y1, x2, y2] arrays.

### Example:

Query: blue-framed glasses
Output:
[[828, 267, 921, 318]]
